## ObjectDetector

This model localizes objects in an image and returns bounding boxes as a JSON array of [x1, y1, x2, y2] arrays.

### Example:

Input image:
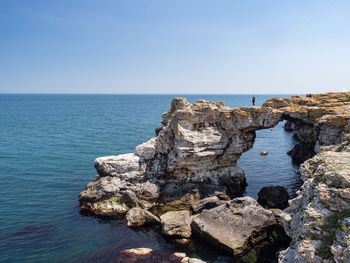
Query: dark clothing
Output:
[[252, 96, 256, 106]]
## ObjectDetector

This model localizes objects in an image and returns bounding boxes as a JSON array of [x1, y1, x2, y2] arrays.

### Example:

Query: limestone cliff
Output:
[[278, 136, 350, 262], [263, 92, 350, 153], [79, 98, 282, 215], [262, 92, 350, 262]]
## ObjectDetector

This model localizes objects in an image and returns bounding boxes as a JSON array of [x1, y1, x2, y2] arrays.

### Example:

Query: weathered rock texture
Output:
[[263, 92, 350, 262], [79, 97, 282, 215], [191, 196, 277, 256], [263, 92, 350, 154], [126, 207, 160, 227], [279, 136, 350, 262], [160, 210, 191, 238], [79, 92, 350, 262]]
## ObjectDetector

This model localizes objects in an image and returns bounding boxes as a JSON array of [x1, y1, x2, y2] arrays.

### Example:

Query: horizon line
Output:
[[0, 92, 302, 95]]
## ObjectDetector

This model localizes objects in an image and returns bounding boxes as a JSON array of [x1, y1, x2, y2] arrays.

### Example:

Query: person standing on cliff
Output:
[[252, 96, 256, 106]]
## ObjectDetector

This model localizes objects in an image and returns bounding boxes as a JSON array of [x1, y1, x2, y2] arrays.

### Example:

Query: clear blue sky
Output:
[[1, 0, 350, 94]]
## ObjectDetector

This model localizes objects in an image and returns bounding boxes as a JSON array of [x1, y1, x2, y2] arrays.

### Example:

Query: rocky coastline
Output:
[[79, 92, 350, 262]]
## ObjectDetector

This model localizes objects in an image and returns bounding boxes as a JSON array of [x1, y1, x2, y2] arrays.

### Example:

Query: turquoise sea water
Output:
[[0, 94, 300, 263]]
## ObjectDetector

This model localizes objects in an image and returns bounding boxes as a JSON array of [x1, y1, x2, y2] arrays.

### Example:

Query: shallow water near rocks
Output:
[[0, 94, 301, 262]]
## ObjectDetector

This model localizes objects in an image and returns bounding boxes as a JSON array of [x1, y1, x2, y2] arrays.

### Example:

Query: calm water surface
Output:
[[0, 94, 300, 262]]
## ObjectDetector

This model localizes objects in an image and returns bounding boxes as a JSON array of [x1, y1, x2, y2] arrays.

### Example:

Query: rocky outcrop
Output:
[[191, 196, 277, 256], [262, 93, 350, 262], [263, 92, 350, 153], [258, 186, 289, 210], [79, 98, 282, 215], [79, 92, 350, 262], [279, 136, 350, 262]]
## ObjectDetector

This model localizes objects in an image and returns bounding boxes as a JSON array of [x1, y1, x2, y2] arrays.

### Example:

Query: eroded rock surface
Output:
[[191, 196, 277, 256], [79, 97, 282, 215], [264, 92, 350, 154], [160, 210, 191, 238], [126, 208, 160, 227], [279, 136, 350, 262]]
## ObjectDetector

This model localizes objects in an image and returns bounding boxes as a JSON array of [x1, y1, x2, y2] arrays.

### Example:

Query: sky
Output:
[[1, 0, 350, 94]]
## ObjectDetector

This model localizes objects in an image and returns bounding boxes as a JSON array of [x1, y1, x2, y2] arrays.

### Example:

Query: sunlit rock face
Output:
[[278, 137, 350, 263], [79, 97, 282, 215], [262, 93, 350, 263], [263, 92, 350, 151]]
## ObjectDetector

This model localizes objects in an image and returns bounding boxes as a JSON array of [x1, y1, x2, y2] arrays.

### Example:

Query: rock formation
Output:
[[79, 92, 350, 262], [262, 92, 350, 262], [279, 136, 350, 262], [263, 92, 350, 155], [79, 97, 282, 215]]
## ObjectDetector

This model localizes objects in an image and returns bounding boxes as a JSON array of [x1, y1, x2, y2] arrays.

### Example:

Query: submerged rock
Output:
[[191, 196, 277, 256], [114, 248, 205, 263], [258, 186, 289, 210], [126, 208, 160, 227], [160, 210, 192, 238]]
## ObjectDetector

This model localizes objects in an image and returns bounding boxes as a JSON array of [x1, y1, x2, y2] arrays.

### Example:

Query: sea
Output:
[[0, 94, 301, 263]]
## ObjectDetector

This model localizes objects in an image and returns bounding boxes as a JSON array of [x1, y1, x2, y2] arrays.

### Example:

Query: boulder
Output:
[[287, 141, 315, 164], [125, 208, 160, 227], [257, 186, 289, 210], [160, 210, 192, 238], [191, 196, 277, 256], [283, 120, 293, 132], [191, 196, 221, 214], [173, 238, 191, 247]]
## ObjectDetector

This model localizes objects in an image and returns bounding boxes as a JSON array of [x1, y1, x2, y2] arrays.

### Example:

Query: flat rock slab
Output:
[[191, 196, 277, 256], [160, 210, 192, 238]]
